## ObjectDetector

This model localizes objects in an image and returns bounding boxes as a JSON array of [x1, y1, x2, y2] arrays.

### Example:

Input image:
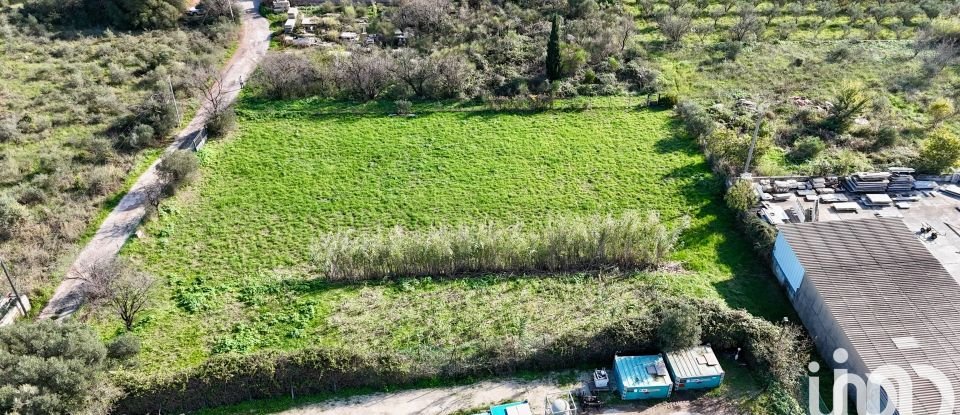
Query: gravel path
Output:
[[38, 1, 271, 320], [274, 376, 740, 415]]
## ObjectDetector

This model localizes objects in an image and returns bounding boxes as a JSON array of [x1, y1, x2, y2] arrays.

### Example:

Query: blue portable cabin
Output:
[[490, 401, 532, 415], [663, 345, 724, 390], [612, 354, 673, 400]]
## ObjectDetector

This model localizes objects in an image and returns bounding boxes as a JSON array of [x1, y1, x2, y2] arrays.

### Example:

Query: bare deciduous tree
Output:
[[336, 52, 396, 100], [79, 258, 155, 331], [78, 258, 121, 304], [392, 0, 453, 34], [110, 270, 155, 331], [616, 15, 635, 52], [394, 50, 432, 97], [189, 66, 230, 116], [923, 39, 960, 76], [143, 181, 174, 219], [251, 52, 321, 99]]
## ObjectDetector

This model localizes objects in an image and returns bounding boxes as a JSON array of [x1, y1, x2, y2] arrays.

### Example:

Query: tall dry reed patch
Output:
[[311, 211, 688, 281]]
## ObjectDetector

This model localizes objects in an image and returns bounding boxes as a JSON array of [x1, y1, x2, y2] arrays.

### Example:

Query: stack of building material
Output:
[[832, 202, 860, 212], [914, 181, 939, 190], [942, 185, 960, 198], [820, 194, 849, 203], [843, 172, 891, 193], [864, 193, 894, 206], [888, 167, 915, 174], [887, 174, 916, 193], [808, 177, 826, 190], [773, 179, 801, 192]]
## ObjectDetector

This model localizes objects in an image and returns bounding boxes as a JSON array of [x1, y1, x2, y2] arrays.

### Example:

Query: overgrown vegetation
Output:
[[312, 211, 686, 281], [0, 2, 237, 299], [91, 100, 790, 391], [111, 295, 807, 414], [0, 321, 133, 414]]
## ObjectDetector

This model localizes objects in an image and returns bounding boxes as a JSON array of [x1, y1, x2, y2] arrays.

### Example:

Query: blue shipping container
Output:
[[613, 355, 673, 400], [664, 345, 725, 390]]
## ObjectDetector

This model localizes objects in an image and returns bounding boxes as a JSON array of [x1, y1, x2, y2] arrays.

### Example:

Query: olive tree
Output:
[[658, 13, 693, 44], [656, 302, 702, 351], [0, 321, 117, 414], [157, 150, 199, 188]]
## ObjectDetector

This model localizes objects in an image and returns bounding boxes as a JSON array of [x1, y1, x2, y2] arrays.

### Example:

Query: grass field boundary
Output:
[[236, 97, 659, 120], [112, 296, 805, 414]]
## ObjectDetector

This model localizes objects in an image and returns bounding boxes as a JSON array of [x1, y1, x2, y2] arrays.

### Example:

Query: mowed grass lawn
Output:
[[99, 99, 790, 375]]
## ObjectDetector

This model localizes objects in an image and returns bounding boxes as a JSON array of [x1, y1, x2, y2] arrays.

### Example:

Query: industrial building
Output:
[[773, 218, 960, 413]]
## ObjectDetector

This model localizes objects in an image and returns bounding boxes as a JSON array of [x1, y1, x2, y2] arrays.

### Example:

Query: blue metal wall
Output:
[[614, 355, 673, 400], [772, 233, 805, 296]]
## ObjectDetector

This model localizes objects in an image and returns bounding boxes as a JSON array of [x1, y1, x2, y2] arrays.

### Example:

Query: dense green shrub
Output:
[[157, 150, 199, 187], [674, 100, 714, 140], [15, 185, 46, 206], [917, 128, 960, 173], [111, 90, 178, 150], [824, 83, 868, 134], [873, 126, 899, 148], [0, 116, 18, 143], [788, 136, 826, 162], [807, 148, 872, 176], [0, 321, 116, 415], [394, 99, 413, 115], [725, 179, 757, 212], [115, 123, 156, 150], [656, 302, 702, 351], [107, 334, 142, 361], [22, 0, 185, 29], [0, 195, 28, 240], [312, 211, 687, 281], [205, 107, 237, 139]]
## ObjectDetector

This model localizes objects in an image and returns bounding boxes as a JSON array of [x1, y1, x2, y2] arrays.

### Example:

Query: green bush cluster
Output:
[[111, 296, 808, 414], [22, 0, 185, 30], [0, 5, 237, 293], [311, 211, 687, 281], [0, 322, 116, 414]]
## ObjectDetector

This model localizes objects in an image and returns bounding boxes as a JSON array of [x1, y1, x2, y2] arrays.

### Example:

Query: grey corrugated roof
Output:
[[665, 346, 724, 379], [779, 218, 960, 414]]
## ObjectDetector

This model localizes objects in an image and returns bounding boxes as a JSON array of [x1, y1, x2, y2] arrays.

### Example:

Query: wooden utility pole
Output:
[[743, 102, 767, 174], [167, 75, 182, 126], [1, 259, 27, 315]]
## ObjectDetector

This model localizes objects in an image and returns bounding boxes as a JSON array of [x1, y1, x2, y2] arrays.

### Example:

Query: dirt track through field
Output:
[[274, 377, 738, 415], [38, 0, 271, 320]]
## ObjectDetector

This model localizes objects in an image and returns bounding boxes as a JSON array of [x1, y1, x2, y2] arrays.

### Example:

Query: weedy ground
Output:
[[90, 97, 791, 375]]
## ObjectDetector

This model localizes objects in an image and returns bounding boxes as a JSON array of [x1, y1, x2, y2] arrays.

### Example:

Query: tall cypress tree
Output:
[[546, 14, 562, 81]]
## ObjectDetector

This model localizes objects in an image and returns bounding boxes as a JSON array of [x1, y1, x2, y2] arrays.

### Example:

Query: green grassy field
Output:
[[94, 98, 791, 376]]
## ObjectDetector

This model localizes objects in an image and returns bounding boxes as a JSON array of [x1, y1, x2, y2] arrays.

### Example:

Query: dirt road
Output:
[[274, 376, 737, 415], [38, 1, 271, 320]]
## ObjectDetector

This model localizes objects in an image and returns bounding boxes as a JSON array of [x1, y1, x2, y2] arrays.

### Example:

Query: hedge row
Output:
[[112, 297, 806, 414]]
